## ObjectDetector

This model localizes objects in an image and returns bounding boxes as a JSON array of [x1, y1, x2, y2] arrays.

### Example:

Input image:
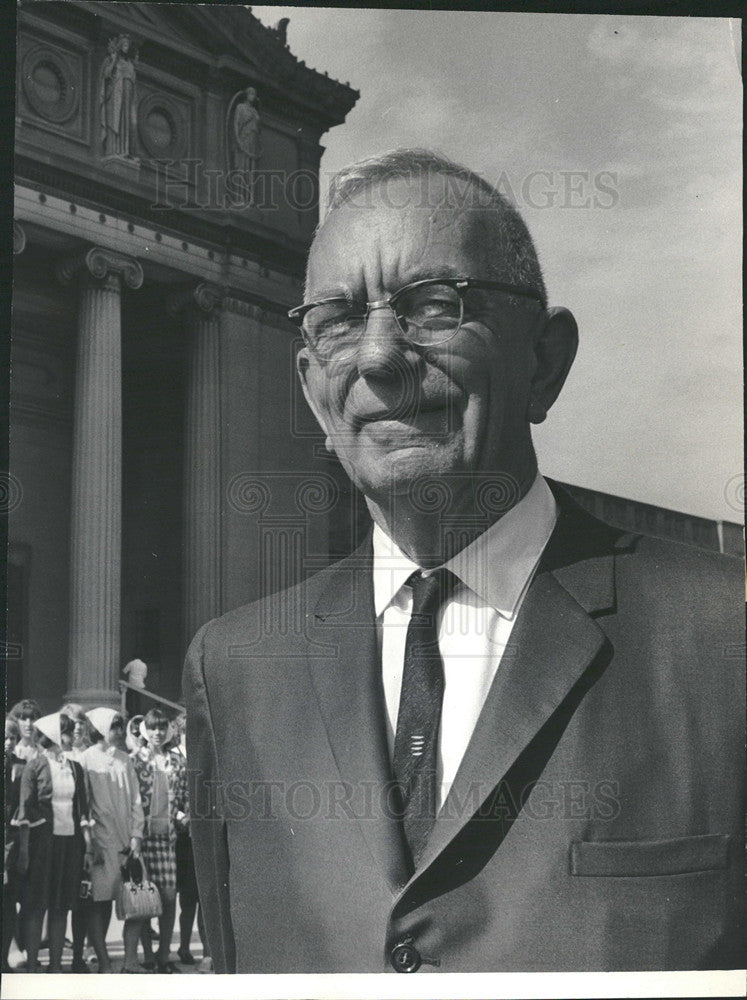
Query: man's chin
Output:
[[348, 443, 468, 498]]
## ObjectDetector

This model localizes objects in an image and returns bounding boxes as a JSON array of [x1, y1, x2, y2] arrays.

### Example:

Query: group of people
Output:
[[4, 697, 210, 974]]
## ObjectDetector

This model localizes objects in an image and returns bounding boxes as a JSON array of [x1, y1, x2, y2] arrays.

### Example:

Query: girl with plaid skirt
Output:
[[130, 708, 187, 974]]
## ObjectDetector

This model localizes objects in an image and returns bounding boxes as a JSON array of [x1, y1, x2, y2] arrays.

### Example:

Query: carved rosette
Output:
[[56, 247, 144, 291], [21, 44, 80, 125]]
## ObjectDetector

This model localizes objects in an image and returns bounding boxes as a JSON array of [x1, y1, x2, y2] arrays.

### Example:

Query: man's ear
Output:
[[296, 347, 335, 453], [527, 306, 578, 423]]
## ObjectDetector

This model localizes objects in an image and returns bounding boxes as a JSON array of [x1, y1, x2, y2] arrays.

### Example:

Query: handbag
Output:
[[79, 861, 93, 901], [116, 853, 162, 921]]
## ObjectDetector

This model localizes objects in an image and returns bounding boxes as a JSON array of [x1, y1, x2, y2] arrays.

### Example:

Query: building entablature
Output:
[[16, 1, 359, 279], [14, 183, 304, 318]]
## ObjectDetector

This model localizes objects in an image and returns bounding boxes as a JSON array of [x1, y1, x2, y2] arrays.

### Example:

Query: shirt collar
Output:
[[372, 473, 558, 620]]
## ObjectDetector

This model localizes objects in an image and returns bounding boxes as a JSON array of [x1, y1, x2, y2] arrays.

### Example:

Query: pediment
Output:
[[102, 2, 204, 53], [93, 2, 357, 121], [172, 6, 273, 68], [112, 4, 329, 85]]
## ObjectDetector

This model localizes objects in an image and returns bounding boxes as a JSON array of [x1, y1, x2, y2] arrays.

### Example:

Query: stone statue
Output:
[[227, 86, 262, 176], [99, 34, 138, 158], [274, 18, 290, 46]]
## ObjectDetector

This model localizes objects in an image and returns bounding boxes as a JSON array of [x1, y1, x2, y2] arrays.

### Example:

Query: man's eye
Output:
[[414, 297, 457, 316], [403, 297, 460, 328], [308, 303, 364, 339], [396, 284, 461, 329], [316, 313, 356, 335]]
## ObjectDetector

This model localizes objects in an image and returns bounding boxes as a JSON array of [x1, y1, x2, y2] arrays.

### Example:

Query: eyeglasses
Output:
[[288, 276, 544, 362]]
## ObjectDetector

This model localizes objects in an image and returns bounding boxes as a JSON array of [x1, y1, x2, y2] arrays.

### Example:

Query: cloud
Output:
[[586, 17, 731, 72], [253, 9, 741, 519]]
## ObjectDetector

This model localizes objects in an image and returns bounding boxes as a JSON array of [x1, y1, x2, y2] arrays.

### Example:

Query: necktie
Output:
[[392, 567, 457, 867]]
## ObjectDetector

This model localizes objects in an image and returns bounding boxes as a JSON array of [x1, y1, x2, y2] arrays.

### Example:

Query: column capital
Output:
[[13, 221, 27, 255], [166, 281, 224, 318], [56, 246, 144, 290]]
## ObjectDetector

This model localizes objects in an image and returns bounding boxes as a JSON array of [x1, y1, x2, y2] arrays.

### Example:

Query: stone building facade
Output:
[[11, 1, 359, 709], [9, 2, 742, 713]]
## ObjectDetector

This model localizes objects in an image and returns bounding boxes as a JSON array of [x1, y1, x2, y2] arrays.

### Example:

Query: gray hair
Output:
[[322, 148, 547, 306]]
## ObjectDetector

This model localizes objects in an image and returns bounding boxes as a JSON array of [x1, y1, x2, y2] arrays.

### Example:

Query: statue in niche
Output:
[[99, 34, 138, 158], [227, 86, 262, 177]]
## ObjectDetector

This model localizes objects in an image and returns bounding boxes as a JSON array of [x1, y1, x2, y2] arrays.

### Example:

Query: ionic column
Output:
[[220, 297, 263, 611], [168, 283, 224, 647], [58, 247, 143, 705]]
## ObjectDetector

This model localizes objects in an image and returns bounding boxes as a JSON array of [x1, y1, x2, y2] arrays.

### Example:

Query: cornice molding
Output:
[[176, 5, 359, 120], [16, 156, 309, 279]]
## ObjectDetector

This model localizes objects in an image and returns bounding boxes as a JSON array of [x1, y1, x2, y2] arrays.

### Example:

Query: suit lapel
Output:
[[303, 487, 625, 889], [413, 569, 607, 874], [304, 543, 410, 891], [412, 488, 622, 878]]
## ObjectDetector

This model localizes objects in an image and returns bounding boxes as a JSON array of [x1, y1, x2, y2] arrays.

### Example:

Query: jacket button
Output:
[[390, 941, 421, 973]]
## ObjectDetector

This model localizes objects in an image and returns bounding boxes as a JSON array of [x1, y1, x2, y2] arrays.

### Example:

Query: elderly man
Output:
[[184, 149, 742, 974]]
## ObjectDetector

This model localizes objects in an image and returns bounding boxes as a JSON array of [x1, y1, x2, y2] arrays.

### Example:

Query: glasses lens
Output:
[[393, 282, 462, 344], [304, 302, 365, 360]]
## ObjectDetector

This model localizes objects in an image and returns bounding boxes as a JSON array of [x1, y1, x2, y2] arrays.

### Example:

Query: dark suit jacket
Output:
[[14, 753, 89, 834], [184, 485, 744, 973]]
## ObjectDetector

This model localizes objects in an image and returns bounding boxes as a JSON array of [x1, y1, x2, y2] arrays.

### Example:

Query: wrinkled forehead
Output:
[[307, 174, 497, 298]]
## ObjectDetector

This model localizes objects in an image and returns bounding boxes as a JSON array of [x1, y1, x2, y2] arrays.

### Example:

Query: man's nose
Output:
[[356, 304, 413, 378]]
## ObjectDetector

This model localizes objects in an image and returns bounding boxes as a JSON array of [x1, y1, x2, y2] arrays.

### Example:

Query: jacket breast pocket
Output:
[[570, 834, 731, 877]]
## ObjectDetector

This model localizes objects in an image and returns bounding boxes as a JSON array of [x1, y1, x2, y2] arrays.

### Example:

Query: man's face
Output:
[[298, 174, 540, 505]]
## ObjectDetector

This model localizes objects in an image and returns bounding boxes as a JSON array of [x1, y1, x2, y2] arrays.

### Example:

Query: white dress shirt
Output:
[[373, 474, 558, 809]]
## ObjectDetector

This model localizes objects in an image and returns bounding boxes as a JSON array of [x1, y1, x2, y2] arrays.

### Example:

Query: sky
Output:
[[253, 8, 742, 523]]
